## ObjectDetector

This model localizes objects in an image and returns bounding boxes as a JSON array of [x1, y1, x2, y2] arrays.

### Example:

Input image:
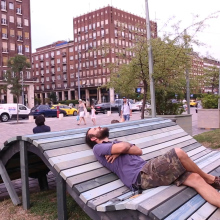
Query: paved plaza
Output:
[[0, 108, 209, 202]]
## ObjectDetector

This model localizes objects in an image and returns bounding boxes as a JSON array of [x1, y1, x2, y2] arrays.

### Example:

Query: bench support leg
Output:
[[0, 160, 21, 205], [56, 174, 67, 220], [20, 140, 30, 210], [38, 173, 49, 191]]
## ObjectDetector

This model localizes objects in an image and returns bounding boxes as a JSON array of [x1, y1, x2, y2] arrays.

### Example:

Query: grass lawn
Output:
[[0, 190, 91, 220], [194, 129, 220, 149]]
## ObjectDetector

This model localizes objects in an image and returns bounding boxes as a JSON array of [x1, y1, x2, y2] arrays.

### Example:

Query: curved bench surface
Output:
[[1, 117, 220, 220]]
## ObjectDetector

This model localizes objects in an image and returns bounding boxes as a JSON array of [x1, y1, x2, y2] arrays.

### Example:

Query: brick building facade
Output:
[[0, 0, 34, 107], [33, 6, 157, 106]]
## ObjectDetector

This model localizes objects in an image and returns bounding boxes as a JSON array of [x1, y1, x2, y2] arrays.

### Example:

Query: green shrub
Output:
[[59, 100, 79, 105], [201, 94, 219, 109], [155, 90, 184, 115]]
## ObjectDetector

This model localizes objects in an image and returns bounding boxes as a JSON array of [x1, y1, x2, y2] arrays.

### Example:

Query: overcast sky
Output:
[[31, 0, 220, 59]]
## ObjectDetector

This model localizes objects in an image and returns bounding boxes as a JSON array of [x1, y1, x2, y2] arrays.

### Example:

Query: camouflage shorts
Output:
[[140, 148, 191, 189]]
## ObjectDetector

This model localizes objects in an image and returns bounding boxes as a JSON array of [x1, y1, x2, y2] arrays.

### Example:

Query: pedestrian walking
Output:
[[120, 97, 132, 121], [91, 105, 96, 125], [77, 99, 86, 125], [33, 115, 51, 134]]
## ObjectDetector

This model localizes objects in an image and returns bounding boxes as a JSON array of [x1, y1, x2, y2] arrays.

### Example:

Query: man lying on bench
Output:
[[86, 126, 220, 208]]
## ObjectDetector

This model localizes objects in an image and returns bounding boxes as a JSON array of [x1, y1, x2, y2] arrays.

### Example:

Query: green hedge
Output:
[[201, 94, 219, 109], [58, 100, 79, 105]]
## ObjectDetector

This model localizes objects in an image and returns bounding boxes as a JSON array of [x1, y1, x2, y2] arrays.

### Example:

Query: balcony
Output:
[[16, 8, 22, 14], [63, 78, 67, 81], [51, 71, 55, 75], [2, 33, 8, 39], [51, 55, 55, 59], [2, 48, 8, 53], [63, 69, 67, 73], [1, 5, 6, 11], [52, 80, 55, 83], [16, 0, 22, 2], [40, 66, 44, 70], [1, 19, 7, 25], [40, 57, 44, 62], [17, 22, 22, 28], [41, 81, 44, 84], [62, 52, 66, 57], [17, 35, 23, 41], [62, 61, 67, 65], [51, 63, 55, 67]]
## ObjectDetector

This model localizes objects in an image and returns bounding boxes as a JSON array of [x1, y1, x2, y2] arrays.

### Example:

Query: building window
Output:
[[3, 56, 8, 66], [9, 2, 14, 9], [57, 59, 60, 63], [26, 71, 31, 79], [9, 16, 14, 23], [70, 56, 73, 60], [57, 67, 60, 71], [105, 19, 108, 25], [45, 53, 49, 58], [25, 45, 29, 52], [24, 19, 29, 26], [2, 27, 7, 38], [10, 29, 14, 37], [24, 32, 29, 39], [69, 47, 73, 52], [17, 44, 22, 54], [56, 50, 60, 55], [10, 43, 15, 51]]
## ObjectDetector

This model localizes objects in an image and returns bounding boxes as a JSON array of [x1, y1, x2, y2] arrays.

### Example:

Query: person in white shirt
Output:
[[120, 97, 132, 121]]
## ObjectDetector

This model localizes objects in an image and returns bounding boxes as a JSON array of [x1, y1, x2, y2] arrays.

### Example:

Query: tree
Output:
[[203, 65, 219, 93], [4, 55, 31, 123], [104, 13, 219, 118], [49, 92, 58, 104], [106, 35, 190, 118]]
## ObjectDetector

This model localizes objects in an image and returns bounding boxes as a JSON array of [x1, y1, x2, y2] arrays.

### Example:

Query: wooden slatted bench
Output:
[[1, 117, 220, 220]]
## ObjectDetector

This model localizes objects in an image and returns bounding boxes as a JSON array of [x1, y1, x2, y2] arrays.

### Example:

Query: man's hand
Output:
[[105, 154, 119, 163]]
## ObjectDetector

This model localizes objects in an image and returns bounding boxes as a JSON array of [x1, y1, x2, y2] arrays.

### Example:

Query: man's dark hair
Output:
[[35, 115, 45, 126], [85, 128, 96, 148], [111, 119, 120, 124]]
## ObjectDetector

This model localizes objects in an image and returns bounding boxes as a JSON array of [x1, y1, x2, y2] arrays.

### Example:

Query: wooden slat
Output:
[[66, 167, 110, 187], [88, 186, 129, 210], [60, 162, 102, 180], [149, 187, 197, 220], [201, 208, 220, 220], [164, 194, 206, 220], [49, 149, 93, 167], [74, 173, 118, 195], [79, 179, 124, 203], [187, 202, 217, 220]]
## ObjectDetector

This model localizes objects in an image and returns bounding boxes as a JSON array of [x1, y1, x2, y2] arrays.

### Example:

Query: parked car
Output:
[[190, 100, 197, 107], [51, 104, 78, 116], [95, 103, 119, 114], [29, 105, 67, 118]]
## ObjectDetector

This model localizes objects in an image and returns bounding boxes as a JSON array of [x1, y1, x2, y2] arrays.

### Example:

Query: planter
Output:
[[145, 114, 192, 135], [197, 109, 220, 129]]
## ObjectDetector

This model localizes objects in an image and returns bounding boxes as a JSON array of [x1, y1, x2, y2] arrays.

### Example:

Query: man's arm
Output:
[[111, 142, 142, 156]]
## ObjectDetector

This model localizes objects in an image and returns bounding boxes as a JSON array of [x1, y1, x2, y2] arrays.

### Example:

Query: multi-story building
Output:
[[190, 52, 204, 94], [33, 6, 157, 106], [203, 57, 220, 93], [0, 0, 34, 107], [32, 40, 75, 102]]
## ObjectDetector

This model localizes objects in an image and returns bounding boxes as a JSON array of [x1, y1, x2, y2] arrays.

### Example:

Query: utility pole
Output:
[[77, 45, 81, 100], [21, 71, 24, 105], [184, 29, 190, 114], [145, 0, 156, 117]]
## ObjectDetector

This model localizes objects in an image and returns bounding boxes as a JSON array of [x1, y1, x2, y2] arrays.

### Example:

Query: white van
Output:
[[0, 106, 12, 122], [0, 103, 30, 120]]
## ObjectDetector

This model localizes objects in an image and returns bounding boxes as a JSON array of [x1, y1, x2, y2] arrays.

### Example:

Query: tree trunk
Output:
[[16, 99, 19, 123], [141, 80, 148, 119]]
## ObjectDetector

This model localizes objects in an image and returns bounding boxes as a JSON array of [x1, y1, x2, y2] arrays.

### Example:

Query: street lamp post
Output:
[[145, 0, 156, 117], [77, 46, 81, 100], [21, 71, 24, 105]]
